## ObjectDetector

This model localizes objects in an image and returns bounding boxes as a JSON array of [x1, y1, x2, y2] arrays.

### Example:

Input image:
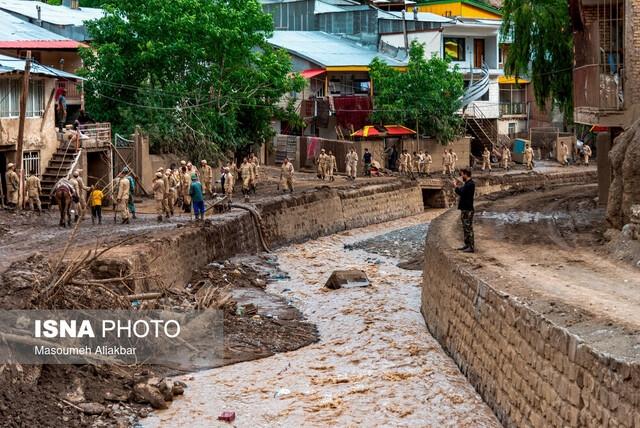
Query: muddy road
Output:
[[145, 212, 499, 427]]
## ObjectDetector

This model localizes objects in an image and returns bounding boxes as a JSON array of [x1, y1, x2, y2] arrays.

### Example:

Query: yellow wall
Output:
[[413, 2, 501, 19]]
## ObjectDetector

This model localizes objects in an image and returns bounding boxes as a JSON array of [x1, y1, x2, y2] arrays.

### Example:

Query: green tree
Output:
[[369, 42, 464, 144], [501, 0, 574, 119], [80, 0, 302, 161]]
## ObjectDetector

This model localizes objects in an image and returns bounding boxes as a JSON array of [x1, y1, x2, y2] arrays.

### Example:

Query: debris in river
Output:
[[274, 388, 291, 398], [218, 410, 236, 422], [324, 270, 370, 289]]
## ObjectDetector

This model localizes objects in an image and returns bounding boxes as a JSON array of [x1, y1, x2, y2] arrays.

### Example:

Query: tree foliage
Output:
[[501, 0, 574, 119], [368, 42, 464, 144], [80, 0, 302, 161]]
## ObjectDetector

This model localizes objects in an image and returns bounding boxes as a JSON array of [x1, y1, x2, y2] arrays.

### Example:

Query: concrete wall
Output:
[[421, 169, 640, 428]]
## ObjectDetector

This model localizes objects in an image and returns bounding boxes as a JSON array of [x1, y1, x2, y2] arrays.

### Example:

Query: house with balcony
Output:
[[0, 10, 86, 116], [0, 52, 111, 204], [268, 30, 407, 139], [569, 0, 634, 205], [570, 0, 632, 131]]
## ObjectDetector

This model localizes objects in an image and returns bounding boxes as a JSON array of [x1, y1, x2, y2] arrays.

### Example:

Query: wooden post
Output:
[[15, 51, 31, 210], [402, 10, 409, 52]]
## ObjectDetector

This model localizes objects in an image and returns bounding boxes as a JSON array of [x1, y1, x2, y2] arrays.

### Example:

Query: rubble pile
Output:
[[0, 249, 318, 426]]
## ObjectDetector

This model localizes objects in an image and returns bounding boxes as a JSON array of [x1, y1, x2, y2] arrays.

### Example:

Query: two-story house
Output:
[[268, 30, 407, 139]]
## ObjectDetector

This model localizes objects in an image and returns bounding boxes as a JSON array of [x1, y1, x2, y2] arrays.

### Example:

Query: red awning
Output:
[[351, 125, 416, 138], [385, 125, 417, 136], [0, 40, 85, 49], [300, 68, 326, 79], [590, 125, 609, 133]]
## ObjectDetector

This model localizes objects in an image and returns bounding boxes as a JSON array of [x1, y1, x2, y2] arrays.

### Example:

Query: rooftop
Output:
[[0, 0, 104, 26], [382, 10, 453, 23], [0, 10, 83, 49], [268, 31, 407, 68], [415, 0, 502, 14], [0, 53, 81, 79]]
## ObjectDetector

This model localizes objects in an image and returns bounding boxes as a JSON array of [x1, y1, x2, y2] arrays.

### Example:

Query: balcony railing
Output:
[[574, 64, 623, 111], [499, 102, 528, 116], [77, 122, 111, 148]]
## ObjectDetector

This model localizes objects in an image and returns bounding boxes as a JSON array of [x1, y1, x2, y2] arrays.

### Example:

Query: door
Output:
[[474, 39, 485, 68]]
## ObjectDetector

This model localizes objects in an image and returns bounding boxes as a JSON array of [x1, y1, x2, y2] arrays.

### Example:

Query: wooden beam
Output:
[[15, 50, 31, 210]]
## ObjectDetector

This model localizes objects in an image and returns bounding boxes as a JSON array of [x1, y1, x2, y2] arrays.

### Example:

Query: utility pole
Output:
[[15, 50, 31, 210], [402, 10, 409, 53]]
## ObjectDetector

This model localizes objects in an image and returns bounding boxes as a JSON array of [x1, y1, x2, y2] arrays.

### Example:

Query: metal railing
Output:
[[499, 102, 528, 116], [573, 64, 623, 110], [77, 123, 112, 148]]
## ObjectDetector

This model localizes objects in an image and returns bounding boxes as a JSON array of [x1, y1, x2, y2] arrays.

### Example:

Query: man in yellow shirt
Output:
[[89, 186, 104, 225]]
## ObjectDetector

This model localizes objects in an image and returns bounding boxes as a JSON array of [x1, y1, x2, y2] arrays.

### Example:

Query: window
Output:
[[354, 80, 370, 95], [0, 79, 45, 118], [444, 37, 466, 61], [23, 151, 40, 176], [508, 123, 516, 137]]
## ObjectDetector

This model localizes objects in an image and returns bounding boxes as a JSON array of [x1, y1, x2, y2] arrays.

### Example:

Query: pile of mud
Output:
[[0, 252, 318, 426]]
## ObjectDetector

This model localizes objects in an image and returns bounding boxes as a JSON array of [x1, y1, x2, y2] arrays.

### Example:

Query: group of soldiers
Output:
[[3, 163, 92, 217], [3, 163, 43, 212], [315, 149, 337, 181], [144, 153, 261, 223], [315, 148, 361, 181]]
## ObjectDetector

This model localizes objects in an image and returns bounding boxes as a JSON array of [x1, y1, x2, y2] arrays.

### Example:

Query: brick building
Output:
[[570, 0, 638, 203]]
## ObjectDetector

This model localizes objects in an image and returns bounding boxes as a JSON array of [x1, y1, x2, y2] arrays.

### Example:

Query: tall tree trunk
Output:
[[606, 121, 640, 229]]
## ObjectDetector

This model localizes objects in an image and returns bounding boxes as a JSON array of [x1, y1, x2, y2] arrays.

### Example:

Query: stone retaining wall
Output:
[[108, 182, 423, 289], [258, 182, 424, 247], [422, 172, 639, 428]]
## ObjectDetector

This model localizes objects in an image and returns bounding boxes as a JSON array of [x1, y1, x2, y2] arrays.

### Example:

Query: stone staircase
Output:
[[40, 142, 80, 207]]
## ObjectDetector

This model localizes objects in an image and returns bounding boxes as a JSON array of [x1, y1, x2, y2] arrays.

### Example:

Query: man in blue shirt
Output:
[[126, 171, 137, 219], [190, 174, 205, 219]]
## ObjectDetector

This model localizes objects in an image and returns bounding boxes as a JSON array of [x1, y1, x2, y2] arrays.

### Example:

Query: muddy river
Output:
[[145, 211, 499, 427]]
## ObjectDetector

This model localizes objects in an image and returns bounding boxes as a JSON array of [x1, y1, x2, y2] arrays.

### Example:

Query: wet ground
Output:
[[145, 211, 499, 427], [470, 184, 640, 359]]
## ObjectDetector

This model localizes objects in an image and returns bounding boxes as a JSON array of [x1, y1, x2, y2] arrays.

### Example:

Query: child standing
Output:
[[89, 186, 104, 225]]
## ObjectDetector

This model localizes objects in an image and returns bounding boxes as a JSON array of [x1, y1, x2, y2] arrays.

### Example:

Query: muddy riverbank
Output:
[[145, 211, 500, 427]]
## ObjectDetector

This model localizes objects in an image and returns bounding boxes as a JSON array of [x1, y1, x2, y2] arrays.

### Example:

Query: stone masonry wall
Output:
[[422, 183, 638, 428], [258, 182, 424, 247], [107, 182, 423, 289]]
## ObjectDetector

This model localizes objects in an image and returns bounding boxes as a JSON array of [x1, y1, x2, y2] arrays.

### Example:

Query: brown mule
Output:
[[54, 187, 72, 227]]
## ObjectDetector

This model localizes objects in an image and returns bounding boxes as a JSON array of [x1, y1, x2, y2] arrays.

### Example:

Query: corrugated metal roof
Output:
[[0, 0, 104, 26], [383, 11, 453, 23], [0, 10, 83, 48], [268, 31, 407, 67], [0, 53, 81, 79]]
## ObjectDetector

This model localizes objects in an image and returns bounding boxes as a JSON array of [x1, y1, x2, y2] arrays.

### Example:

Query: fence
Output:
[[573, 64, 623, 111]]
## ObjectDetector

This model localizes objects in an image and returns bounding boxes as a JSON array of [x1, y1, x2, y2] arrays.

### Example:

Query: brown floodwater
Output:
[[144, 211, 499, 427]]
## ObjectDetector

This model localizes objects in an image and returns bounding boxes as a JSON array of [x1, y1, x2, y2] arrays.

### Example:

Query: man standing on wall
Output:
[[453, 168, 475, 253]]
